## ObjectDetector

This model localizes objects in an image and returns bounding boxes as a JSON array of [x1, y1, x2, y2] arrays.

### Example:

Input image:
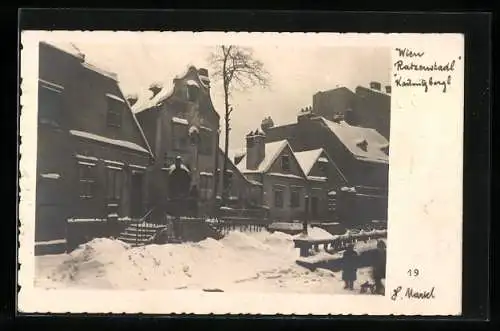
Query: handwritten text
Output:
[[393, 47, 461, 93]]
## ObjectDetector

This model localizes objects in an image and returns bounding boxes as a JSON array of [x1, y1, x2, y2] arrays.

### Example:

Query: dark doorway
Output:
[[130, 172, 144, 218], [311, 196, 319, 220]]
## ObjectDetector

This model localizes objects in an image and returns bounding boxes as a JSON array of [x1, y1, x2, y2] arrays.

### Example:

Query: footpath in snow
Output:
[[35, 227, 381, 294]]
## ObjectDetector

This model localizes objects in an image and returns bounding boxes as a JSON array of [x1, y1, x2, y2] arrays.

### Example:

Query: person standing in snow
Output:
[[342, 243, 359, 290], [372, 240, 387, 295]]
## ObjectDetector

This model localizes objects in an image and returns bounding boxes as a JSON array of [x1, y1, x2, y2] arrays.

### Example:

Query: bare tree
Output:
[[209, 45, 270, 206]]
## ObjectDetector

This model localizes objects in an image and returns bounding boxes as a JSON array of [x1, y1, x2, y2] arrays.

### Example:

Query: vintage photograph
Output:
[[33, 34, 389, 294], [19, 31, 464, 315]]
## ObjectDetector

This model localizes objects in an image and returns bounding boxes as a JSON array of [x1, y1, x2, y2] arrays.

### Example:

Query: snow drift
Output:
[[36, 228, 378, 294]]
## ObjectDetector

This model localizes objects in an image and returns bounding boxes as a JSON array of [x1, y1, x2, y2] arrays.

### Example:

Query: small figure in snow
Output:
[[342, 243, 358, 290], [372, 240, 387, 295]]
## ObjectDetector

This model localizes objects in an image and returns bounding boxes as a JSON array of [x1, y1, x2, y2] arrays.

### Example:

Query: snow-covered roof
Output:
[[41, 41, 118, 81], [228, 148, 246, 164], [293, 148, 324, 176], [131, 79, 175, 114], [70, 130, 149, 154], [131, 65, 206, 114], [236, 140, 289, 174], [321, 118, 389, 164]]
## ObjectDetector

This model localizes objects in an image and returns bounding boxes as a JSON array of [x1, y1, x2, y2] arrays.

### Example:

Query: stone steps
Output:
[[118, 222, 168, 246]]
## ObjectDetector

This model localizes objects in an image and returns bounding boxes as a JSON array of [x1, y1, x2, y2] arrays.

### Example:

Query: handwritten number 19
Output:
[[408, 268, 420, 277]]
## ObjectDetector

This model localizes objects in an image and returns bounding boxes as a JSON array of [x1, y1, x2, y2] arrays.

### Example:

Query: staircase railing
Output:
[[134, 208, 155, 247]]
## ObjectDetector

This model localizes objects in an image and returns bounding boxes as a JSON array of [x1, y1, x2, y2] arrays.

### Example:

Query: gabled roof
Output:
[[293, 148, 324, 176], [41, 41, 118, 81], [236, 140, 289, 174], [218, 147, 261, 186], [320, 117, 389, 164], [228, 148, 246, 165], [131, 65, 211, 114], [314, 86, 355, 97], [41, 41, 154, 159]]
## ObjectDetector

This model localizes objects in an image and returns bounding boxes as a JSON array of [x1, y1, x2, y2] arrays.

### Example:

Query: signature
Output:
[[391, 286, 436, 301]]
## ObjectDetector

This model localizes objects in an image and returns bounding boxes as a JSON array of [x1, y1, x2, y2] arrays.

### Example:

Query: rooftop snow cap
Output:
[[198, 68, 210, 87], [148, 82, 163, 98], [126, 94, 138, 106], [261, 116, 274, 131], [246, 128, 266, 170], [370, 81, 381, 91]]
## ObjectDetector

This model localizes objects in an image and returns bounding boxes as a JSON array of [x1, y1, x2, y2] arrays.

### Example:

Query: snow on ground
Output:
[[35, 229, 379, 294]]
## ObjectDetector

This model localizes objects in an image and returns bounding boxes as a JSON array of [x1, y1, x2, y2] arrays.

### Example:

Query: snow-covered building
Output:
[[36, 41, 153, 254], [133, 66, 220, 217], [261, 109, 389, 224], [311, 81, 391, 140], [229, 129, 347, 221]]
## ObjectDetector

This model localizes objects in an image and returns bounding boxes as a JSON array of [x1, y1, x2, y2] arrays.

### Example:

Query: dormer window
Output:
[[106, 94, 124, 128], [281, 155, 291, 172], [356, 139, 368, 152]]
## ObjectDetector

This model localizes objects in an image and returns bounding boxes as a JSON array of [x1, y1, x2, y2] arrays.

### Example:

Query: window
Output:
[[199, 128, 213, 155], [290, 187, 302, 208], [318, 162, 327, 175], [187, 85, 199, 102], [106, 168, 123, 200], [224, 170, 233, 191], [78, 163, 95, 199], [199, 175, 213, 200], [172, 124, 188, 150], [281, 155, 291, 172], [106, 97, 123, 128], [38, 83, 62, 124], [274, 187, 284, 208]]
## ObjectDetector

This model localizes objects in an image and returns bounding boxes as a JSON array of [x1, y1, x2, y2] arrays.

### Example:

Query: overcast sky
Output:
[[40, 35, 391, 149]]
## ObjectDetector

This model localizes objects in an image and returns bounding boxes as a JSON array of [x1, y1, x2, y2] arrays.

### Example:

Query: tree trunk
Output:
[[221, 83, 230, 206], [221, 50, 230, 207]]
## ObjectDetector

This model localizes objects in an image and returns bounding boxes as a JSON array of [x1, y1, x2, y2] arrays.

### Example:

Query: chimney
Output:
[[126, 94, 138, 106], [261, 116, 274, 132], [198, 68, 210, 87], [385, 85, 391, 94], [148, 82, 163, 98], [246, 129, 266, 170], [369, 81, 381, 91]]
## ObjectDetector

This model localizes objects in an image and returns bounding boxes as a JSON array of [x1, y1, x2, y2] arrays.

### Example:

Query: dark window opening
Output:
[[318, 161, 328, 175], [274, 188, 284, 208], [187, 85, 199, 102], [38, 84, 62, 125], [199, 129, 213, 155], [281, 155, 291, 172], [224, 171, 233, 192], [290, 187, 301, 208], [78, 164, 95, 199], [106, 168, 122, 200], [172, 124, 188, 151], [200, 175, 213, 201], [107, 97, 123, 128]]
